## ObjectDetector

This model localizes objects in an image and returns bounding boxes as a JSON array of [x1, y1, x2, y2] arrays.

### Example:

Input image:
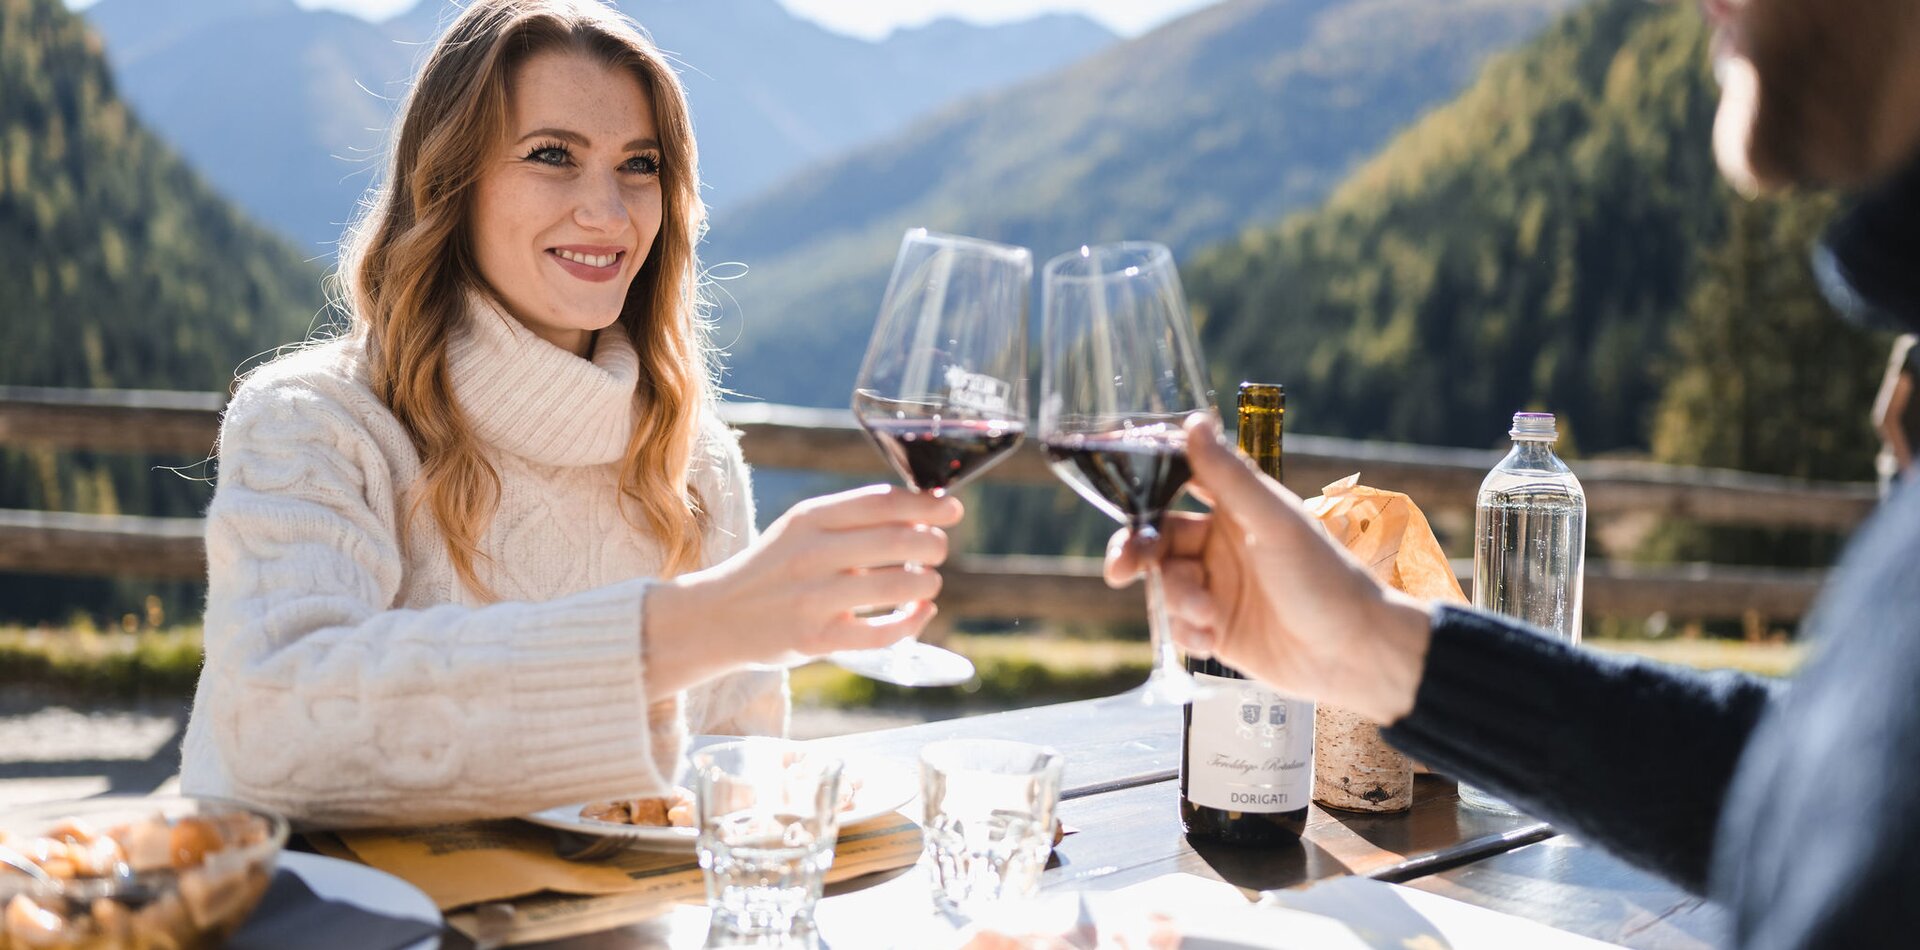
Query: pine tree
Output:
[[1644, 194, 1887, 567]]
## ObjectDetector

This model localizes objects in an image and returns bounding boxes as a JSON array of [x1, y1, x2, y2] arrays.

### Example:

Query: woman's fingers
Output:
[[792, 485, 964, 531], [823, 600, 938, 651], [813, 524, 949, 571], [826, 565, 943, 612]]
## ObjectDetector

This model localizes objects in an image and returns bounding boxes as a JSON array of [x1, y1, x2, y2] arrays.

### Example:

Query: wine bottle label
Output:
[[1187, 672, 1313, 812]]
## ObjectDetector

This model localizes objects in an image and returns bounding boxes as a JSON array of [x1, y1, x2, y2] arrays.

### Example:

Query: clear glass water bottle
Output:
[[1458, 412, 1587, 816]]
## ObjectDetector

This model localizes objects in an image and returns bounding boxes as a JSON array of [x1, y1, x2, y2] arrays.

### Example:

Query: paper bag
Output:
[[1304, 475, 1466, 812]]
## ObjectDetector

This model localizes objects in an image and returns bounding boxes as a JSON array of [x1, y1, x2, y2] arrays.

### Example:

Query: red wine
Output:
[[1041, 428, 1190, 528], [859, 417, 1025, 493], [1181, 384, 1310, 845]]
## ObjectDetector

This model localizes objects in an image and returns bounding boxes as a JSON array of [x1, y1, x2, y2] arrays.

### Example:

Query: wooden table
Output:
[[436, 693, 1723, 948]]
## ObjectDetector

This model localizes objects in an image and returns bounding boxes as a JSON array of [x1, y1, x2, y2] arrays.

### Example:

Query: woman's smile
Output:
[[548, 244, 628, 282]]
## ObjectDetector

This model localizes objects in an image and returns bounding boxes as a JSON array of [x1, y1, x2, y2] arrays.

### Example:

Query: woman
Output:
[[177, 0, 958, 828]]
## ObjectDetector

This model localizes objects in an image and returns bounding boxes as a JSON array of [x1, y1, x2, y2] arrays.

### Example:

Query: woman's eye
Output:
[[527, 146, 570, 166], [624, 154, 661, 175]]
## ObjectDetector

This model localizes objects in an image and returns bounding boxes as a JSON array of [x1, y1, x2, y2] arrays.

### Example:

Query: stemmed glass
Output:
[[838, 229, 1033, 687], [1039, 242, 1212, 705]]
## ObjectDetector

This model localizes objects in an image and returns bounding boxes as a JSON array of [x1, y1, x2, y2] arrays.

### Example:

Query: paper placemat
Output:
[[1103, 872, 1621, 948], [324, 814, 922, 946]]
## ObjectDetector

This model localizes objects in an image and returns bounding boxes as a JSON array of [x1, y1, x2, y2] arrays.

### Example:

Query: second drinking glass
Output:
[[1039, 242, 1214, 706], [841, 229, 1033, 687], [693, 739, 844, 939]]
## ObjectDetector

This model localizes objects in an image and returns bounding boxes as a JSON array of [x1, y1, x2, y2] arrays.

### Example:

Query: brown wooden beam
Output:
[[0, 386, 223, 457], [2, 388, 1880, 532], [0, 511, 1830, 623], [0, 509, 207, 580]]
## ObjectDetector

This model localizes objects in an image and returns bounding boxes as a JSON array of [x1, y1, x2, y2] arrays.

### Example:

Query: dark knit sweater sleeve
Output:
[[1381, 605, 1780, 893]]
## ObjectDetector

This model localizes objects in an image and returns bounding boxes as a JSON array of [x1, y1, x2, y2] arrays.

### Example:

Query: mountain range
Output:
[[79, 0, 1117, 254], [702, 0, 1582, 409]]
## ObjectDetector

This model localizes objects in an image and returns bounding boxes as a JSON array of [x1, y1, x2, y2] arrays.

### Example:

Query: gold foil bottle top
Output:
[[1237, 382, 1284, 484]]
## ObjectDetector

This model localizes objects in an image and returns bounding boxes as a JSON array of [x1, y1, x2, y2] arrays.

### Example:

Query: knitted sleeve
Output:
[[1382, 605, 1781, 893], [184, 374, 681, 828], [682, 412, 790, 738]]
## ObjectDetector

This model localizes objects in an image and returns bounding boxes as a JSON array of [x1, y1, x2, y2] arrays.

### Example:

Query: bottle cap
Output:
[[1238, 382, 1284, 409], [1510, 412, 1557, 441]]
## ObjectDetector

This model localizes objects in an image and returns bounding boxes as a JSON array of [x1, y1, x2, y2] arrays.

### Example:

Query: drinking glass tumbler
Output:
[[919, 739, 1065, 915], [693, 739, 845, 938]]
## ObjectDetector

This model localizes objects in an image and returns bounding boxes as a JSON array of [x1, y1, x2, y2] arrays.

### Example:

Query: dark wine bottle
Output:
[[1179, 383, 1312, 844]]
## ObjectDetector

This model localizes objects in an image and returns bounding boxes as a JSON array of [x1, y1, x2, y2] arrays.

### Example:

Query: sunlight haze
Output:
[[271, 0, 1218, 37]]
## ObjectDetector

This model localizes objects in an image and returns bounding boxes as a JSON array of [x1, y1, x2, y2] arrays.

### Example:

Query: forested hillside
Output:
[[1185, 0, 1883, 474], [2, 0, 322, 621]]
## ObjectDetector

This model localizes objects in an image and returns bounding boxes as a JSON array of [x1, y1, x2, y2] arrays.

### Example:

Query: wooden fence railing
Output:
[[0, 386, 1872, 624]]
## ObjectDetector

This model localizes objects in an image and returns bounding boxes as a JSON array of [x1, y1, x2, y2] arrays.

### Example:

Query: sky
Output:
[[260, 0, 1220, 39]]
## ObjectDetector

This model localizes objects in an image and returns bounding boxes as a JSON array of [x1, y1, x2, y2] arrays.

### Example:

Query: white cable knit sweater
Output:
[[178, 296, 785, 828]]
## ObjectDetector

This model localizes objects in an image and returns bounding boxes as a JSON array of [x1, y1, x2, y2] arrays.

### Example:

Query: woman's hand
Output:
[[1105, 415, 1433, 724], [646, 485, 963, 687]]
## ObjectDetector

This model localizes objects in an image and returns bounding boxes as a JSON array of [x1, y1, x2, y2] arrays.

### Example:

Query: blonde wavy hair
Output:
[[334, 0, 712, 597]]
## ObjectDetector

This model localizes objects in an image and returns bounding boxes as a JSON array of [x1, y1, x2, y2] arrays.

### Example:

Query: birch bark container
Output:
[[1312, 705, 1413, 812]]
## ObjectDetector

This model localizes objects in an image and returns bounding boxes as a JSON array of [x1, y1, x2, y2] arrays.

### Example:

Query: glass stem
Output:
[[889, 560, 925, 647], [1145, 558, 1180, 678]]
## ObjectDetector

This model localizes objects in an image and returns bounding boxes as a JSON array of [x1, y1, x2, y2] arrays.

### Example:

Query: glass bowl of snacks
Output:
[[0, 795, 289, 949]]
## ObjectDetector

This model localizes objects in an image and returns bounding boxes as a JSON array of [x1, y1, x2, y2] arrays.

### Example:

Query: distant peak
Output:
[[885, 12, 1117, 44]]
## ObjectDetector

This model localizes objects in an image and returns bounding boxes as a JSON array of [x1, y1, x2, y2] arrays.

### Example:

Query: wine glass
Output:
[[839, 229, 1033, 687], [1039, 242, 1212, 706]]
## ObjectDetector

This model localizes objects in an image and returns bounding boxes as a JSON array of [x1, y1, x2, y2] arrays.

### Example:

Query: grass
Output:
[[791, 632, 1810, 711], [790, 633, 1152, 709], [0, 624, 204, 697], [1590, 637, 1807, 678], [0, 624, 1806, 706]]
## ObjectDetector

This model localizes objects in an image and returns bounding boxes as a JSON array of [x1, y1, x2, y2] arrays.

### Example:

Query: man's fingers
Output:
[[1104, 529, 1140, 587], [1184, 414, 1284, 513], [1159, 558, 1216, 627], [1160, 513, 1209, 557], [1103, 515, 1210, 588], [1169, 618, 1217, 657]]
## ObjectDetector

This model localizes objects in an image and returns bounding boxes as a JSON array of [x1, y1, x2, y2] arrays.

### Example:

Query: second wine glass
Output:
[[1039, 242, 1213, 705], [841, 229, 1033, 687]]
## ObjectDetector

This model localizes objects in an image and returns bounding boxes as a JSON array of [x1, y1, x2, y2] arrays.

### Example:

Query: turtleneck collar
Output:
[[447, 293, 640, 467]]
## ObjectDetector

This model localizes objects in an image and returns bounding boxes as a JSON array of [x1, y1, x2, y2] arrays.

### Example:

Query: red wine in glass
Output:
[[839, 229, 1032, 688], [860, 416, 1026, 495], [1041, 426, 1190, 530], [1040, 241, 1212, 705]]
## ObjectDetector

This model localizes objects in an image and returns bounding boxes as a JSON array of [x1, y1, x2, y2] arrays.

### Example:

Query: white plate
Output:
[[521, 740, 917, 852], [279, 851, 442, 950]]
